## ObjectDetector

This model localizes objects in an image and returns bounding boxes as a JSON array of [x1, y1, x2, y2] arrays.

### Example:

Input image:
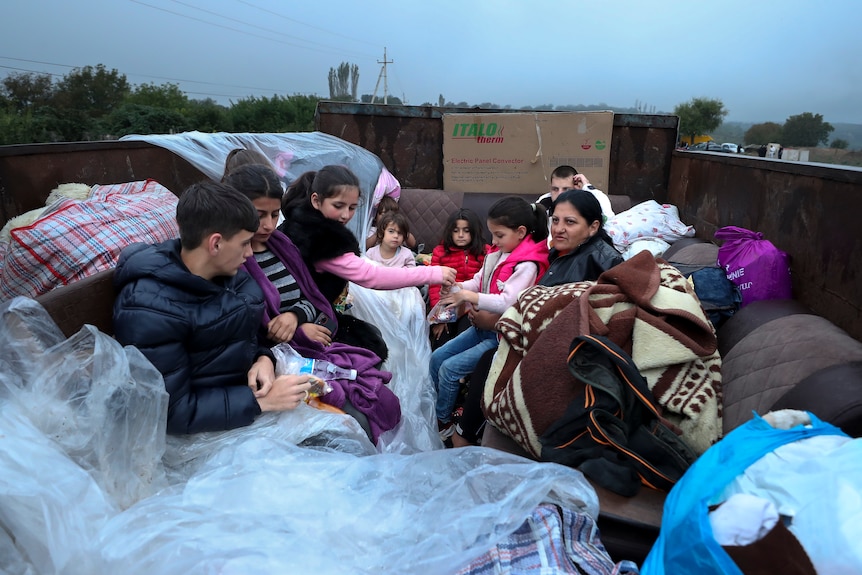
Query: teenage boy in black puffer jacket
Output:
[[113, 181, 312, 435]]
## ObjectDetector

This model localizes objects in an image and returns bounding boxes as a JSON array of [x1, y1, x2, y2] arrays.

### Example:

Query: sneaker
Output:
[[438, 420, 455, 441]]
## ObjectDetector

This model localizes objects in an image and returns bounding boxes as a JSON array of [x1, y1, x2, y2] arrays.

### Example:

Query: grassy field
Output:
[[807, 148, 862, 168]]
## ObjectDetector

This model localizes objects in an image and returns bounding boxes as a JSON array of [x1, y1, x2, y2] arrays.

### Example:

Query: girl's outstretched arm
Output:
[[317, 252, 454, 289]]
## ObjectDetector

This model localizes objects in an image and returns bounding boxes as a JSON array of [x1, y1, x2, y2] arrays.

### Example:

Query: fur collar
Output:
[[279, 202, 360, 265]]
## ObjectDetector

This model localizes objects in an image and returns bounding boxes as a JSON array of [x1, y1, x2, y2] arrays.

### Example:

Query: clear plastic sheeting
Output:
[[162, 405, 377, 485], [0, 296, 604, 574], [346, 283, 442, 453], [98, 445, 598, 575], [120, 131, 385, 247], [0, 298, 169, 510]]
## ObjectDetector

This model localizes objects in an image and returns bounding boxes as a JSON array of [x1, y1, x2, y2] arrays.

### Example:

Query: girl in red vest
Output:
[[430, 197, 549, 440], [429, 208, 490, 349]]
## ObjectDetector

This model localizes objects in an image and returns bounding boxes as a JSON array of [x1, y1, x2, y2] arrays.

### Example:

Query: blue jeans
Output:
[[429, 326, 498, 423]]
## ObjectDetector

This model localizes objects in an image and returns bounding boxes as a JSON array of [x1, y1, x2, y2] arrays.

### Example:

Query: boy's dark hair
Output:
[[177, 181, 259, 250], [550, 165, 578, 180], [442, 208, 486, 257], [375, 211, 410, 243], [487, 196, 549, 243], [224, 163, 283, 202], [221, 148, 270, 182], [282, 165, 360, 214]]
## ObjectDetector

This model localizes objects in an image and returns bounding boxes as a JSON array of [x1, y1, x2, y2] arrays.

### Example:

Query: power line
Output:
[[128, 0, 373, 60], [0, 64, 65, 78], [169, 0, 376, 57], [0, 56, 286, 94], [234, 0, 378, 49]]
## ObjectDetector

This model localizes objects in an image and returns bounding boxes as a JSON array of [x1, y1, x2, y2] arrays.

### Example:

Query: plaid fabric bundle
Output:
[[1, 180, 178, 300], [456, 503, 639, 575]]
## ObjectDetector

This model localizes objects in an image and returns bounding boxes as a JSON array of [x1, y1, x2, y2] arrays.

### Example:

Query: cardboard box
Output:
[[442, 111, 613, 194]]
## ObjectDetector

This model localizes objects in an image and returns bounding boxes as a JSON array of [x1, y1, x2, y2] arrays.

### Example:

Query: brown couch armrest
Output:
[[35, 268, 116, 337], [771, 361, 862, 437]]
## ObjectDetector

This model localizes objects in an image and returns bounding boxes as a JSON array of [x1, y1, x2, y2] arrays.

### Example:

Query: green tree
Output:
[[360, 94, 403, 105], [327, 62, 359, 101], [830, 138, 849, 149], [126, 82, 188, 110], [184, 98, 232, 133], [781, 112, 834, 147], [104, 103, 188, 137], [52, 64, 130, 140], [1, 71, 54, 113], [674, 97, 728, 144], [0, 71, 58, 143], [744, 122, 783, 145], [228, 94, 317, 132]]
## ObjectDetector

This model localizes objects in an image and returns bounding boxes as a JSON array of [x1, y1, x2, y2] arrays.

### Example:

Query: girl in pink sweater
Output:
[[279, 165, 456, 305]]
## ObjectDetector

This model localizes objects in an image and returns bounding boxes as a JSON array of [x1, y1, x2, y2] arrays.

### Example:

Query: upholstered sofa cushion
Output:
[[398, 189, 463, 252], [721, 314, 862, 434], [771, 361, 862, 437], [717, 299, 811, 358], [662, 238, 719, 265]]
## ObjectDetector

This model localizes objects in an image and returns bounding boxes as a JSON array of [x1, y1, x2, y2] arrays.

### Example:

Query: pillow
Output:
[[1, 180, 178, 300], [605, 200, 695, 251]]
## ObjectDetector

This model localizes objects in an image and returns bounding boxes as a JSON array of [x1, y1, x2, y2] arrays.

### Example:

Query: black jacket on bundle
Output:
[[113, 239, 272, 435], [279, 201, 360, 304], [541, 234, 624, 287]]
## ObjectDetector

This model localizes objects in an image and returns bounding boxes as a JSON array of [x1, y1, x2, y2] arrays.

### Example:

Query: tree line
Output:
[[0, 64, 317, 145], [674, 97, 845, 149], [1, 63, 849, 150]]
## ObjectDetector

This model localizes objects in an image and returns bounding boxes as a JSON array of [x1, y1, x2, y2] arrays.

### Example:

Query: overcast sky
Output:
[[2, 0, 859, 124]]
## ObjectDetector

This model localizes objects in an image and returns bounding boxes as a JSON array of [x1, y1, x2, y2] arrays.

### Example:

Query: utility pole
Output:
[[371, 47, 393, 105]]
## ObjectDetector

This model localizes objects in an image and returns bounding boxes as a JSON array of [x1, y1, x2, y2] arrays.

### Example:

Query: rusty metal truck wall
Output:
[[0, 140, 206, 224], [315, 101, 677, 204], [666, 152, 862, 341]]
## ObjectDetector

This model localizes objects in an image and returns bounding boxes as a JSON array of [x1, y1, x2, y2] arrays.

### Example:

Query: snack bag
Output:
[[426, 286, 461, 324]]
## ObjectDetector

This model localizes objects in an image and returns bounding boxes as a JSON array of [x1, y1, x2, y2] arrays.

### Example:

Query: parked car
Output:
[[688, 141, 725, 152], [721, 142, 742, 153]]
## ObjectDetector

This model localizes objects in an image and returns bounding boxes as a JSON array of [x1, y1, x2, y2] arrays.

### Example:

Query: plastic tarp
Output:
[[642, 413, 853, 574], [0, 296, 607, 574], [120, 131, 384, 249]]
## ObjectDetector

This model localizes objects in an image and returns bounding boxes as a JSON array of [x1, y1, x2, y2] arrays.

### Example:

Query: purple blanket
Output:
[[242, 231, 401, 442]]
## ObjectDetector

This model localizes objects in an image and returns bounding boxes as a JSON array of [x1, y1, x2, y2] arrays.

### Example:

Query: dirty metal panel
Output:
[[316, 102, 678, 202], [668, 152, 862, 341], [0, 141, 207, 223]]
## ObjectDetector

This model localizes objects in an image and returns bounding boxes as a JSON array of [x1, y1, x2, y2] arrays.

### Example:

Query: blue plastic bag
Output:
[[641, 413, 846, 574]]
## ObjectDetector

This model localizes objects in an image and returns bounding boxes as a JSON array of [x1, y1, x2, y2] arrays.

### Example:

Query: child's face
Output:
[[313, 186, 360, 224], [251, 197, 282, 250], [487, 220, 526, 253], [452, 218, 472, 247], [549, 176, 577, 201], [382, 223, 404, 249]]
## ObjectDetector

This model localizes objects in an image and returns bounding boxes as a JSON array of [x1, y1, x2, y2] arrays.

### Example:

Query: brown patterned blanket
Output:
[[483, 250, 722, 457]]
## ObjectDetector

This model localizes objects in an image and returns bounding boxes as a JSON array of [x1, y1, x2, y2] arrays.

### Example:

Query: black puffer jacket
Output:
[[279, 201, 361, 304], [541, 234, 624, 287], [113, 240, 270, 434]]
